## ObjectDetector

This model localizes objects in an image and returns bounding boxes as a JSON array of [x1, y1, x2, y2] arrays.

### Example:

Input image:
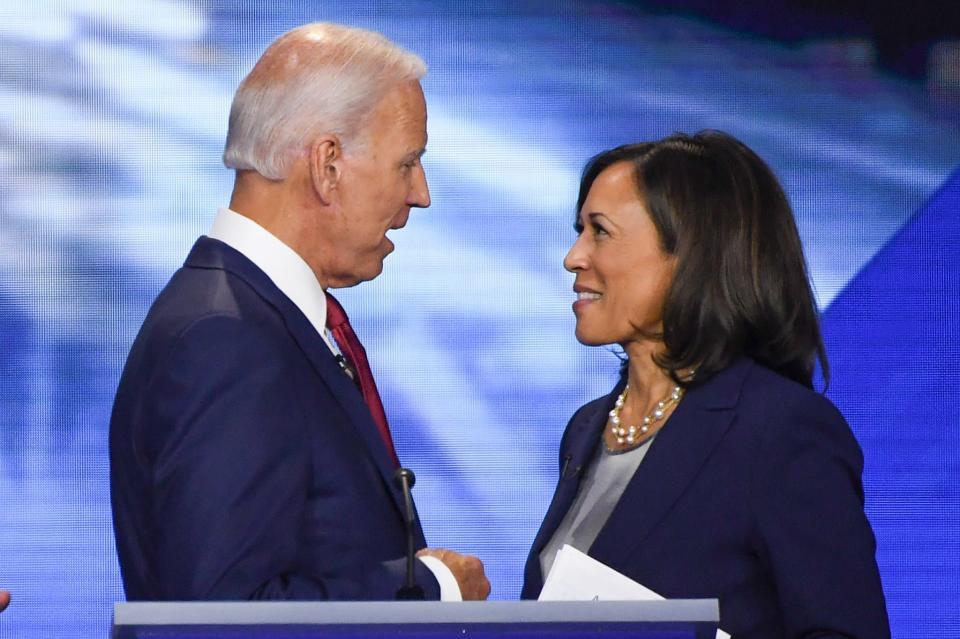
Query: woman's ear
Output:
[[310, 135, 342, 205]]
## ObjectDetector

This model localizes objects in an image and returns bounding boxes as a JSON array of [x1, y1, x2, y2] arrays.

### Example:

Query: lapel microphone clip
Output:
[[561, 455, 583, 480]]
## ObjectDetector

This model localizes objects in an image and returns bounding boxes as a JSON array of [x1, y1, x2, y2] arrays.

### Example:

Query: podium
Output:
[[113, 600, 719, 638]]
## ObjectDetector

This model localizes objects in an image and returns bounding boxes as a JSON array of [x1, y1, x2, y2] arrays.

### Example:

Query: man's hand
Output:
[[0, 590, 10, 613], [417, 548, 490, 600]]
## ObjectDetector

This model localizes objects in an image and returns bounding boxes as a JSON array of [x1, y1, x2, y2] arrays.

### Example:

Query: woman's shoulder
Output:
[[737, 359, 840, 419], [724, 358, 862, 459]]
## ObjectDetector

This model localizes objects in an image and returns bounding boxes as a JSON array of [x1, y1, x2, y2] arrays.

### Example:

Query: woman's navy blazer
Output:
[[523, 358, 890, 639]]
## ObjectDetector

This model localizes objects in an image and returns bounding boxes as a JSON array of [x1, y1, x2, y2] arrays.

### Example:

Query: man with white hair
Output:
[[110, 23, 489, 601]]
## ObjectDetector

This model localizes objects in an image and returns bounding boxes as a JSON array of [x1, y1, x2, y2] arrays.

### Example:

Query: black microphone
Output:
[[394, 467, 425, 600]]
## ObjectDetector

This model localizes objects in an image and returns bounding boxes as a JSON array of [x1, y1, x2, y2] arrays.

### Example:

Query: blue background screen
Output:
[[0, 1, 957, 637]]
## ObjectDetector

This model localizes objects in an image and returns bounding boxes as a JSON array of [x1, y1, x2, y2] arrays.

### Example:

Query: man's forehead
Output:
[[385, 84, 427, 135], [352, 80, 426, 151], [388, 82, 426, 117]]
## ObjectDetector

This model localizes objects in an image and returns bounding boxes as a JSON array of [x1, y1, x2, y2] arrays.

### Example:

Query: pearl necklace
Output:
[[606, 383, 684, 454]]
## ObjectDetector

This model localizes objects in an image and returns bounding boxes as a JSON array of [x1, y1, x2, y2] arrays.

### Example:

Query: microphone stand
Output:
[[394, 467, 425, 600]]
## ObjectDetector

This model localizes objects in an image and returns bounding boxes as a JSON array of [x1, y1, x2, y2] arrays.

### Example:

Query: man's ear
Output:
[[310, 135, 342, 205]]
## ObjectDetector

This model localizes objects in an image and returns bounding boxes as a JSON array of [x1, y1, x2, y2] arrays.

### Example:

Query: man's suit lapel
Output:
[[521, 378, 625, 598], [590, 360, 751, 568], [184, 237, 410, 521]]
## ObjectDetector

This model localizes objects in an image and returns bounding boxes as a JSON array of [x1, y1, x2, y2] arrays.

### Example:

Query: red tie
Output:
[[324, 292, 399, 468]]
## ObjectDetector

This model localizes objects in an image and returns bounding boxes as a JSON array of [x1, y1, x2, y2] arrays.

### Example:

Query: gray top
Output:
[[540, 436, 655, 580]]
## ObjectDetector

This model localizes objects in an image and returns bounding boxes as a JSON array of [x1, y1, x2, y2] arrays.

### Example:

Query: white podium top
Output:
[[114, 599, 719, 625]]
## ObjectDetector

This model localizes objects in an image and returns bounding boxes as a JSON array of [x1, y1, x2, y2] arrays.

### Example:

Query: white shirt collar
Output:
[[207, 206, 336, 352]]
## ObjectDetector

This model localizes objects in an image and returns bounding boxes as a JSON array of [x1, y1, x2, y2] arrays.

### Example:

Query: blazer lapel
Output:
[[590, 360, 752, 568], [184, 237, 409, 519], [522, 378, 625, 598]]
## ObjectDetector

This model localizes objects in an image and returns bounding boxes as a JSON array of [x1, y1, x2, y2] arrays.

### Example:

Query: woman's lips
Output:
[[573, 290, 601, 311]]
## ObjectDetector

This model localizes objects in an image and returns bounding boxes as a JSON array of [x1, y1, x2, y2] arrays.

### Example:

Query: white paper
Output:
[[539, 544, 730, 639]]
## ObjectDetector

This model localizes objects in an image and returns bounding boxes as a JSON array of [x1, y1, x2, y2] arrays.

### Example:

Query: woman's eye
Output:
[[592, 223, 608, 236]]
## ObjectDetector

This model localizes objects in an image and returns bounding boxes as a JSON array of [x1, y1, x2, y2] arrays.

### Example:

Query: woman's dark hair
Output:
[[577, 130, 827, 389]]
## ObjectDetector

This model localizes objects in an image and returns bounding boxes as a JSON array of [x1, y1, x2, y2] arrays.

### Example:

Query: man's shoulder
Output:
[[129, 254, 293, 371], [151, 241, 279, 323], [147, 267, 251, 330]]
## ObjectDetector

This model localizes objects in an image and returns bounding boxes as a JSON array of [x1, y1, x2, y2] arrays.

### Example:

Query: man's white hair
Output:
[[223, 23, 427, 180]]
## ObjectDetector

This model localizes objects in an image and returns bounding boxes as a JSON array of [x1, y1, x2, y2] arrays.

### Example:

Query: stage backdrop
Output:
[[0, 1, 957, 637]]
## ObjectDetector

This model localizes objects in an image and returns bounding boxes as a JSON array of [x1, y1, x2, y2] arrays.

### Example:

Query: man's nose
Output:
[[408, 164, 430, 208]]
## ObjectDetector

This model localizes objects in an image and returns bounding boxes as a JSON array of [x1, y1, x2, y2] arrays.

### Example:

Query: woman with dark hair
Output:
[[522, 131, 889, 638]]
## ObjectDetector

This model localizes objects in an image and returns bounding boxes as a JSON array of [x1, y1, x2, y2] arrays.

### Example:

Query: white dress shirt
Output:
[[207, 206, 461, 601]]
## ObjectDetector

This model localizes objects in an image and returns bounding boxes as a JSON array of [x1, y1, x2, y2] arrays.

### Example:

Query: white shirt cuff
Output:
[[417, 555, 463, 601]]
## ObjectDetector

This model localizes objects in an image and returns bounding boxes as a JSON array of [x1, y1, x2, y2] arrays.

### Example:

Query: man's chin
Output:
[[327, 254, 388, 289], [356, 259, 387, 285]]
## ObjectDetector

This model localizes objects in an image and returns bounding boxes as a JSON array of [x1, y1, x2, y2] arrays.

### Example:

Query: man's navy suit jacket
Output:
[[522, 358, 890, 638], [110, 237, 440, 600]]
